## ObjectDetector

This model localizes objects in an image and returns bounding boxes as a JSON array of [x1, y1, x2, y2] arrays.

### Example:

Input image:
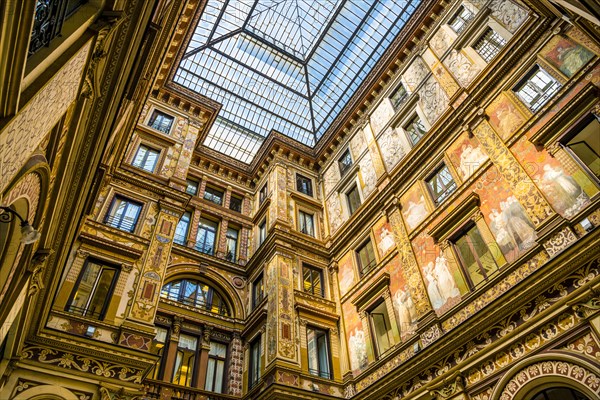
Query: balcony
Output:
[[144, 380, 238, 400]]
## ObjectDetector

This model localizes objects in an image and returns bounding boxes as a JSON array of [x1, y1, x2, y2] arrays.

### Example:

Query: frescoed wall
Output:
[[372, 216, 396, 259], [338, 251, 355, 297], [446, 131, 489, 181], [486, 92, 527, 141], [401, 184, 431, 231], [343, 302, 368, 373], [540, 35, 594, 78]]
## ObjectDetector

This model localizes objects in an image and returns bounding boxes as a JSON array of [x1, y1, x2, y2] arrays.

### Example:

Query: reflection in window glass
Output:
[[67, 260, 118, 319], [307, 327, 331, 379], [205, 342, 227, 393], [369, 301, 394, 357], [454, 225, 497, 288], [427, 164, 457, 205], [514, 66, 561, 111], [172, 334, 197, 387]]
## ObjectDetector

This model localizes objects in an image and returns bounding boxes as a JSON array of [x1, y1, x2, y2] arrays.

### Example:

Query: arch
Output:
[[12, 384, 79, 400], [163, 263, 245, 319], [491, 352, 600, 400]]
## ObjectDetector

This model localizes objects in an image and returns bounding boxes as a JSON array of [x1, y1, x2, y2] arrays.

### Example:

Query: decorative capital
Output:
[[429, 373, 465, 400]]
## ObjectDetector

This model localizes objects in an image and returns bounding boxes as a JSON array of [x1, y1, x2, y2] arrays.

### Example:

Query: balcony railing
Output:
[[144, 380, 238, 400]]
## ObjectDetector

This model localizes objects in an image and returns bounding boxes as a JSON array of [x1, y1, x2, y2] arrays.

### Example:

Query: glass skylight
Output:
[[175, 0, 421, 163]]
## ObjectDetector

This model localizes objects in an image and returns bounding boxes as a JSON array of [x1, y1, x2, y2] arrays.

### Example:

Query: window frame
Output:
[[195, 217, 219, 255], [426, 163, 458, 206], [229, 194, 243, 212], [306, 326, 332, 379], [559, 115, 600, 184], [252, 273, 264, 309], [225, 226, 239, 263], [131, 143, 161, 172], [296, 173, 314, 197], [186, 179, 199, 196], [448, 4, 475, 34], [338, 148, 354, 177], [368, 299, 395, 358], [298, 209, 315, 237], [345, 183, 362, 216], [148, 109, 175, 134], [204, 186, 225, 206], [258, 219, 267, 246], [205, 340, 228, 393], [160, 278, 230, 316], [171, 331, 199, 387], [449, 222, 499, 289], [174, 211, 191, 245], [390, 82, 408, 111], [104, 195, 143, 233], [65, 258, 120, 320], [258, 183, 268, 204], [403, 113, 428, 147], [472, 27, 507, 63], [356, 238, 377, 276], [248, 334, 262, 389], [513, 64, 562, 112], [302, 264, 325, 298]]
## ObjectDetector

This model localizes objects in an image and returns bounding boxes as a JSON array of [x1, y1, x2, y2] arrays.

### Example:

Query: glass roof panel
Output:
[[176, 0, 422, 162]]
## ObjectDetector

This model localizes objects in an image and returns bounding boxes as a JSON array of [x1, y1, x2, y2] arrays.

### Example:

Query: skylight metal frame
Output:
[[174, 0, 422, 163]]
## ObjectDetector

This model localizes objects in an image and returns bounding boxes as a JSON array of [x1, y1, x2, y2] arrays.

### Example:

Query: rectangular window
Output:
[[205, 342, 227, 393], [338, 149, 353, 176], [252, 274, 264, 308], [307, 327, 331, 379], [346, 184, 361, 216], [296, 174, 313, 197], [258, 219, 267, 245], [356, 239, 377, 276], [474, 28, 507, 63], [563, 118, 600, 180], [298, 210, 315, 237], [453, 224, 498, 288], [225, 227, 239, 262], [172, 334, 197, 387], [369, 301, 394, 357], [449, 5, 474, 33], [186, 180, 199, 196], [303, 265, 324, 297], [149, 110, 174, 133], [390, 83, 408, 110], [132, 144, 160, 172], [149, 327, 167, 380], [514, 65, 562, 111], [105, 196, 142, 233], [404, 115, 427, 146], [427, 164, 457, 206], [174, 211, 191, 245], [229, 195, 243, 212], [259, 183, 268, 204], [204, 187, 224, 205], [249, 335, 262, 389], [195, 218, 218, 255], [66, 259, 119, 320]]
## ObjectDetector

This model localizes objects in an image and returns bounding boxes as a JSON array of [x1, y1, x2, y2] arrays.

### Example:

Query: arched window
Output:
[[160, 279, 229, 316], [530, 387, 589, 400]]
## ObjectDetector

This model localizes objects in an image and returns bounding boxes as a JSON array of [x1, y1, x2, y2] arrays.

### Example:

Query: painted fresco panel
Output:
[[359, 152, 377, 198], [343, 302, 367, 373], [540, 35, 594, 78], [370, 99, 396, 135], [511, 137, 595, 218], [326, 194, 344, 233], [386, 255, 417, 338], [489, 0, 529, 33], [474, 167, 536, 262], [446, 131, 489, 181], [351, 128, 368, 158], [419, 75, 450, 124], [401, 184, 431, 231], [430, 26, 455, 58], [432, 62, 460, 98], [372, 216, 396, 258], [403, 57, 430, 92], [338, 251, 355, 297], [412, 233, 463, 313], [444, 50, 482, 88], [323, 163, 341, 196], [378, 127, 406, 172], [486, 92, 527, 141]]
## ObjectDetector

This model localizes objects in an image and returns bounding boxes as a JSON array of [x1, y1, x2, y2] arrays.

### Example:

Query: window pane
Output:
[[474, 28, 506, 63], [297, 174, 313, 196], [449, 6, 474, 33], [172, 334, 197, 386], [566, 119, 600, 179], [515, 66, 561, 111], [230, 196, 243, 212], [196, 218, 218, 254], [405, 115, 427, 145], [347, 185, 361, 215], [149, 111, 174, 133], [339, 149, 353, 175], [174, 212, 191, 245], [370, 301, 393, 356], [106, 197, 142, 232], [390, 84, 407, 110], [204, 187, 224, 205], [427, 165, 457, 205], [299, 210, 315, 236], [186, 180, 199, 195]]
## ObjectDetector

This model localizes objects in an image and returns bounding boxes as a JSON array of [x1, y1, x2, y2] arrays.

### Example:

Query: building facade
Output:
[[0, 0, 599, 400]]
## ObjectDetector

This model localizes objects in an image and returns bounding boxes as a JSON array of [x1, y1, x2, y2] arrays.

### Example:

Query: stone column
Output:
[[123, 201, 181, 336], [265, 250, 296, 366], [228, 332, 244, 396]]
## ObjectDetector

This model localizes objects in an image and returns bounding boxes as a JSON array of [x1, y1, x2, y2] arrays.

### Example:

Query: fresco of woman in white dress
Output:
[[489, 196, 536, 259], [541, 164, 590, 218], [394, 288, 417, 337], [348, 328, 368, 371]]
